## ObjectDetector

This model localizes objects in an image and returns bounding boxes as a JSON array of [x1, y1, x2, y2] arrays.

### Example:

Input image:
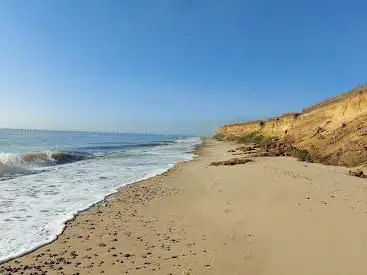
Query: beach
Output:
[[2, 139, 367, 275]]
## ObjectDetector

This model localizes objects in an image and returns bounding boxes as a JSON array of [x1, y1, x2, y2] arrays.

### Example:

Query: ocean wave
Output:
[[174, 137, 202, 144], [0, 153, 33, 178], [78, 141, 175, 151], [23, 152, 89, 165], [0, 152, 89, 178], [0, 138, 199, 178]]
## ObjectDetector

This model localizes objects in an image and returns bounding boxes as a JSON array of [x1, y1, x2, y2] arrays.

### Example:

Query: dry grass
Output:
[[302, 85, 367, 114]]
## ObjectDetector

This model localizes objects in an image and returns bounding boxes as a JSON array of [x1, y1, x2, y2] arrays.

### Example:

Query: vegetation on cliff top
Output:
[[302, 84, 366, 114], [214, 132, 275, 146], [222, 85, 366, 129]]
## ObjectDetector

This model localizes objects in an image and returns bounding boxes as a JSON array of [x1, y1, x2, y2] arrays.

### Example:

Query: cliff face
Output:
[[217, 86, 367, 167], [220, 114, 298, 138]]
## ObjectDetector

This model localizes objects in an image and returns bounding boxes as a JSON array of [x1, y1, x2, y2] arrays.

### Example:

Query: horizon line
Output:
[[0, 127, 192, 137]]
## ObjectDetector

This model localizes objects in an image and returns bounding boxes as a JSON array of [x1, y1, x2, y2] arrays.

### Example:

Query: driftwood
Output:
[[349, 169, 366, 178], [210, 158, 254, 166]]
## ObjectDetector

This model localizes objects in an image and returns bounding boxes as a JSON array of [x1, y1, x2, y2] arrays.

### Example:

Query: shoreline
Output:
[[0, 140, 203, 266], [2, 139, 367, 274]]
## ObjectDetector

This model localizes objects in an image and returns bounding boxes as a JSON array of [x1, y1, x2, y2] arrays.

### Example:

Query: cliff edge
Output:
[[216, 85, 367, 167]]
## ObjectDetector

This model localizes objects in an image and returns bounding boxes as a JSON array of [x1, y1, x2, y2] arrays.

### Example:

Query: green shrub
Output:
[[213, 133, 225, 141], [257, 136, 275, 146], [294, 149, 313, 162], [222, 132, 275, 146], [214, 131, 276, 146], [235, 132, 259, 143]]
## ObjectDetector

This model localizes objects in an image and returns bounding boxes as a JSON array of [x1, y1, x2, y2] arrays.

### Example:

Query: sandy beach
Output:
[[2, 139, 367, 275]]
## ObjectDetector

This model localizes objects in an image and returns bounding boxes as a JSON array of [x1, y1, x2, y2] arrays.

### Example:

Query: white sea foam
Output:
[[0, 153, 31, 178], [0, 136, 201, 263]]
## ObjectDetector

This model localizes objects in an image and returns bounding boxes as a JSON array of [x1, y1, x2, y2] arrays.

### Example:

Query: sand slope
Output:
[[2, 140, 367, 275]]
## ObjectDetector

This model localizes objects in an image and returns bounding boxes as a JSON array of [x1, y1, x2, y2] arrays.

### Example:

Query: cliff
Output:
[[216, 85, 367, 167]]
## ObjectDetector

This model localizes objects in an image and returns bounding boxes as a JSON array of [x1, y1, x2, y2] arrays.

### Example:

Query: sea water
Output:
[[0, 129, 201, 263]]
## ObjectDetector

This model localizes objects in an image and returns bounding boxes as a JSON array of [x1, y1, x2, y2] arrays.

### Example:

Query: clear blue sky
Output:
[[1, 0, 366, 135]]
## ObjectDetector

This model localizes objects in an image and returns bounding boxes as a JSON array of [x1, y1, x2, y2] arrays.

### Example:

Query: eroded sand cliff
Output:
[[217, 86, 367, 167]]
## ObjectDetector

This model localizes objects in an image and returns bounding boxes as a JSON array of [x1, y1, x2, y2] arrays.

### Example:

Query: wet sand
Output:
[[2, 139, 367, 275]]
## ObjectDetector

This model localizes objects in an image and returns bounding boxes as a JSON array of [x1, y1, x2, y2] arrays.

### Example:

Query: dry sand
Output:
[[2, 139, 367, 275]]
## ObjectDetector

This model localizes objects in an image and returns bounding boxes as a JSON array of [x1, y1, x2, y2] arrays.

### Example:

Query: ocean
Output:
[[0, 129, 201, 263]]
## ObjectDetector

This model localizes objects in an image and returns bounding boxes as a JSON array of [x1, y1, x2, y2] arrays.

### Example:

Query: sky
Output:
[[0, 0, 366, 135]]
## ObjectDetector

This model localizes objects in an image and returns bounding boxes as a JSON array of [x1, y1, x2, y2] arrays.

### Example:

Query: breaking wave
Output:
[[0, 141, 186, 179], [0, 152, 89, 178]]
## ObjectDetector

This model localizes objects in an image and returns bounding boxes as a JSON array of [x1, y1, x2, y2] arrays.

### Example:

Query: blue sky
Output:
[[0, 0, 366, 135]]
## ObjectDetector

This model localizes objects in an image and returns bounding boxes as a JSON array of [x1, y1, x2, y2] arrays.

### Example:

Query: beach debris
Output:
[[228, 142, 295, 158], [349, 169, 366, 178], [236, 144, 260, 152], [210, 158, 254, 166]]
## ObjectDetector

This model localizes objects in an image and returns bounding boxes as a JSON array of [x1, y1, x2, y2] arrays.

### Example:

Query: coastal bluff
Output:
[[216, 85, 367, 168]]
